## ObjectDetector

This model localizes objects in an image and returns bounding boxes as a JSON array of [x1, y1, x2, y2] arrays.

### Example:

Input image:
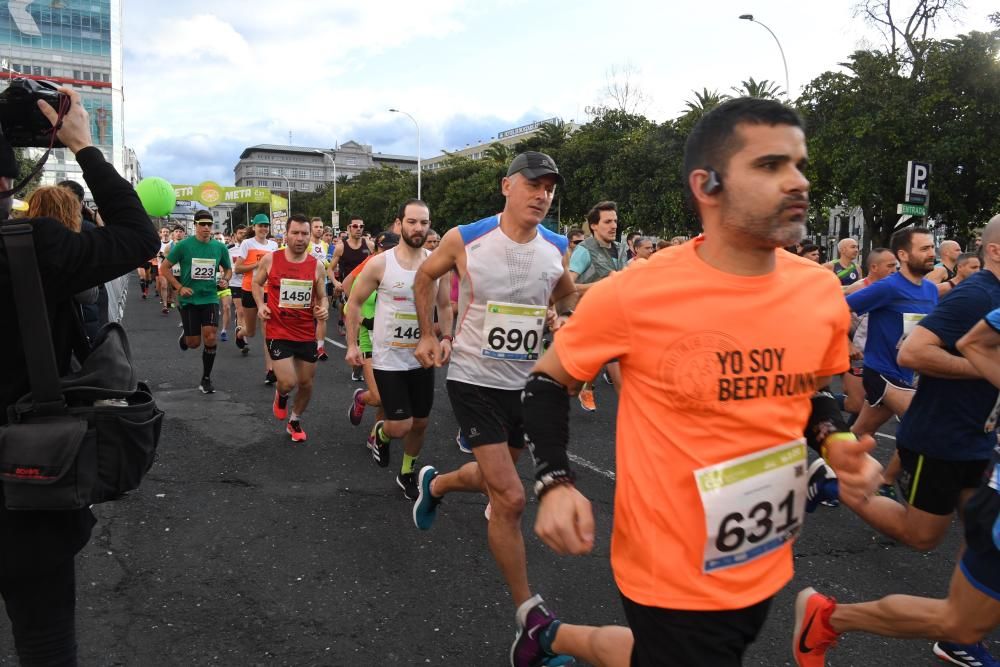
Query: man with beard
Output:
[[345, 200, 451, 499], [806, 228, 939, 504], [509, 99, 880, 667], [252, 214, 329, 442]]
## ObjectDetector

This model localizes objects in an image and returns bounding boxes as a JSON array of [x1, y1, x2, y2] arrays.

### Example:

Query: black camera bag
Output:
[[0, 221, 162, 510]]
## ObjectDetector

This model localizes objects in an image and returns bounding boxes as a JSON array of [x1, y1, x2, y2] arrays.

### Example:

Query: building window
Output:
[[312, 169, 322, 178], [345, 157, 358, 166]]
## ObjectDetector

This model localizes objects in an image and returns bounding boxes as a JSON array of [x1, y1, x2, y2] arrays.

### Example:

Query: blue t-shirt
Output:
[[896, 270, 1000, 460], [846, 271, 938, 384], [988, 306, 1000, 333]]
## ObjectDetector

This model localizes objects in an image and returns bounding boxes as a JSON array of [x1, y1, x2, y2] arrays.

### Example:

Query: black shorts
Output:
[[241, 289, 257, 309], [373, 367, 434, 421], [266, 338, 318, 363], [862, 366, 913, 407], [325, 281, 333, 298], [148, 264, 158, 277], [960, 472, 1000, 601], [897, 447, 988, 515], [446, 380, 524, 449], [230, 285, 243, 300], [180, 303, 219, 336], [621, 592, 772, 666]]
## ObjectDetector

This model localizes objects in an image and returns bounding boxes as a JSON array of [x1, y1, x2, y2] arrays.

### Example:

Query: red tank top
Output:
[[265, 250, 318, 342]]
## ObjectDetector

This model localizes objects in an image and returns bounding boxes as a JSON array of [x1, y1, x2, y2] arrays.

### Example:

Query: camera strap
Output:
[[0, 221, 67, 415]]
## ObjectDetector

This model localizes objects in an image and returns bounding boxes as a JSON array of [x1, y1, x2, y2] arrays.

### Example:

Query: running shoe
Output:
[[198, 378, 215, 394], [511, 594, 563, 667], [351, 366, 364, 382], [370, 420, 390, 467], [264, 370, 277, 385], [412, 466, 441, 530], [161, 306, 168, 316], [349, 388, 366, 425], [396, 471, 418, 501], [577, 388, 596, 412], [792, 587, 838, 667], [317, 345, 328, 362], [933, 641, 1000, 666], [178, 332, 188, 351], [141, 290, 147, 299], [219, 330, 228, 342], [877, 483, 898, 500], [456, 429, 472, 454], [273, 391, 289, 420], [485, 501, 492, 521], [286, 419, 307, 442], [338, 323, 346, 337], [234, 327, 247, 350], [366, 426, 377, 455], [805, 459, 839, 513], [602, 370, 612, 385]]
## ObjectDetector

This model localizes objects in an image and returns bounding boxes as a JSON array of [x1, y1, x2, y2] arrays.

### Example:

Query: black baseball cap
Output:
[[193, 210, 213, 221], [377, 231, 399, 249], [506, 151, 564, 186]]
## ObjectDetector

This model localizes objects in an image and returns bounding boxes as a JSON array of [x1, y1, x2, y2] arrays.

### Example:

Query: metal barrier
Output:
[[105, 275, 128, 323]]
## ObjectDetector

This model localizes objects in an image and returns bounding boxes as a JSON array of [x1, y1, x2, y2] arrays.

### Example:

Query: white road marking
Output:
[[569, 453, 616, 481], [877, 433, 896, 441], [324, 337, 347, 349]]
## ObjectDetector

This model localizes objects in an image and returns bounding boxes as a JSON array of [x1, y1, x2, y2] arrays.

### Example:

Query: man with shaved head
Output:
[[825, 237, 862, 286], [927, 239, 962, 284]]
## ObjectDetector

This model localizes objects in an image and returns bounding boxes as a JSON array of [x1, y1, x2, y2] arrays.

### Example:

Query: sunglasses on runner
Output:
[[570, 239, 582, 246], [350, 224, 364, 229], [196, 221, 213, 226]]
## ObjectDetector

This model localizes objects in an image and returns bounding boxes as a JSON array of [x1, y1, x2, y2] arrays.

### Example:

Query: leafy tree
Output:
[[482, 142, 513, 163], [681, 88, 729, 120], [731, 77, 784, 99]]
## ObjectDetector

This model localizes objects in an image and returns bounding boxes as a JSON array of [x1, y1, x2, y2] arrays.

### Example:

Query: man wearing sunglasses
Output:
[[160, 209, 232, 394], [330, 216, 374, 348]]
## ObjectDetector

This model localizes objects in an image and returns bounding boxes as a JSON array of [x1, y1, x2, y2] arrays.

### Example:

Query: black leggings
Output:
[[0, 556, 77, 666]]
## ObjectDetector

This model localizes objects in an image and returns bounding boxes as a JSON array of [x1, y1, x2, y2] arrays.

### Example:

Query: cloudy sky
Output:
[[122, 0, 997, 185]]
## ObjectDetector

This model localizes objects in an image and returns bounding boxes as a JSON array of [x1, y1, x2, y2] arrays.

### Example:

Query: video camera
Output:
[[0, 78, 68, 148]]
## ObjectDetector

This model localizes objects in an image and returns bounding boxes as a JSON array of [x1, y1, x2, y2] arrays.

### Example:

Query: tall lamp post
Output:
[[738, 14, 790, 96], [389, 108, 421, 199], [313, 149, 337, 214]]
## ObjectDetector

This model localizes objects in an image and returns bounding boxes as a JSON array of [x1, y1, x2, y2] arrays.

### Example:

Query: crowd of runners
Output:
[[131, 98, 998, 666]]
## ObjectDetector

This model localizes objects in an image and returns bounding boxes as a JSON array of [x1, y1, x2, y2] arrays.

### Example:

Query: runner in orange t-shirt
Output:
[[512, 98, 883, 667]]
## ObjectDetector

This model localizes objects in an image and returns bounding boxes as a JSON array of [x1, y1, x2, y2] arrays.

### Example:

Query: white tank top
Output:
[[372, 247, 430, 371], [448, 215, 568, 390]]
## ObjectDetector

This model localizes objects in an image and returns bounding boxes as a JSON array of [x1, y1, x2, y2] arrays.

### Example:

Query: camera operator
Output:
[[0, 86, 158, 665]]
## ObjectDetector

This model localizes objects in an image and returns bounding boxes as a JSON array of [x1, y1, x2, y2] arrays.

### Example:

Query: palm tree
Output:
[[731, 77, 784, 99], [682, 88, 729, 118], [535, 120, 570, 150], [483, 142, 514, 163]]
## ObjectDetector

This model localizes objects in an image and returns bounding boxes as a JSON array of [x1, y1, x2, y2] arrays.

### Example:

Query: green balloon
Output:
[[135, 177, 177, 217]]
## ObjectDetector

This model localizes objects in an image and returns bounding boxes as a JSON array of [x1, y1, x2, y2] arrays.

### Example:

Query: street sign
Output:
[[897, 203, 927, 216], [905, 161, 930, 205]]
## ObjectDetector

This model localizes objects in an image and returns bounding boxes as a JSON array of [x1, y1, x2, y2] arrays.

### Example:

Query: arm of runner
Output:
[[548, 270, 579, 332], [414, 227, 461, 368], [433, 273, 454, 365], [897, 324, 981, 379], [312, 260, 329, 322], [956, 313, 1000, 389], [527, 348, 593, 556], [844, 278, 891, 314], [345, 254, 383, 367], [328, 244, 344, 293], [252, 253, 272, 320], [925, 266, 947, 284]]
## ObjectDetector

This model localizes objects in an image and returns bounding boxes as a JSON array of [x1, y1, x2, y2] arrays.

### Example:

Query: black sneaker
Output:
[[317, 346, 329, 362], [264, 370, 277, 385], [234, 327, 247, 350], [199, 378, 215, 394], [396, 471, 419, 501], [351, 366, 364, 382], [370, 420, 390, 467], [178, 332, 188, 351]]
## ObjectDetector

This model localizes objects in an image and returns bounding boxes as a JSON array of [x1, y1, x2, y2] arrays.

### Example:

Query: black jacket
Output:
[[0, 146, 158, 572]]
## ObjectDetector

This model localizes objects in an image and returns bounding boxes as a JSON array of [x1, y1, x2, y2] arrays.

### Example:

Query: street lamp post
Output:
[[312, 149, 337, 214], [738, 14, 790, 96], [389, 108, 420, 199]]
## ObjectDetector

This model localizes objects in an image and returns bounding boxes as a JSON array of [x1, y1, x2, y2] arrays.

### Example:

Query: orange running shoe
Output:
[[286, 419, 307, 442], [793, 587, 839, 667], [272, 390, 289, 420], [578, 387, 596, 412]]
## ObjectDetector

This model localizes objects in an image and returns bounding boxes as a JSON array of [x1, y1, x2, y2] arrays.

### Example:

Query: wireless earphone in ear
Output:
[[702, 167, 723, 195]]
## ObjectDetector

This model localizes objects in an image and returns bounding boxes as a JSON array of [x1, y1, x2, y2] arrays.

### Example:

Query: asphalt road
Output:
[[2, 275, 995, 666]]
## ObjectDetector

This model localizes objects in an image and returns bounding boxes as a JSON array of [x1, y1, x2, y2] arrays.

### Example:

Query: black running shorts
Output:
[[446, 380, 525, 449], [897, 447, 989, 516], [230, 284, 243, 300], [960, 472, 1000, 601], [180, 303, 219, 336], [373, 367, 434, 421], [621, 592, 772, 667], [862, 366, 913, 407], [267, 338, 318, 363], [241, 289, 258, 310]]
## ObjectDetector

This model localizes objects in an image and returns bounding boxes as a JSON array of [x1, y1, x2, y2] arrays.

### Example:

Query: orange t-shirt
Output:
[[552, 237, 850, 611]]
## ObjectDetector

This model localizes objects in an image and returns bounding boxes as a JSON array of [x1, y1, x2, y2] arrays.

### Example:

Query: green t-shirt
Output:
[[166, 237, 232, 306]]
